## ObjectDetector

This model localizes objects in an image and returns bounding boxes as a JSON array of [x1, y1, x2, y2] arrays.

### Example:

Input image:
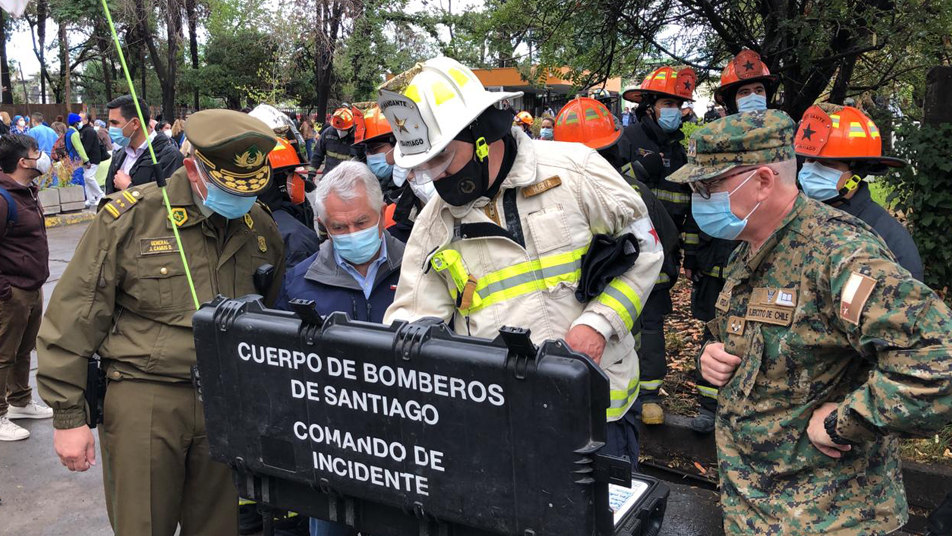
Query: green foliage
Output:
[[880, 119, 952, 293], [187, 27, 277, 109], [679, 121, 702, 150]]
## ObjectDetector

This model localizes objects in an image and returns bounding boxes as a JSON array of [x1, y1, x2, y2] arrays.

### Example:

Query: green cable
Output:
[[99, 0, 201, 310]]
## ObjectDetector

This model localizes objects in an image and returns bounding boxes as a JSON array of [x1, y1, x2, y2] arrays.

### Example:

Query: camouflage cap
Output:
[[185, 109, 278, 197], [668, 110, 796, 183]]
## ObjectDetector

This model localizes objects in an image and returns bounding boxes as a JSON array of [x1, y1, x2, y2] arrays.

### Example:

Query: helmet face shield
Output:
[[409, 147, 457, 184]]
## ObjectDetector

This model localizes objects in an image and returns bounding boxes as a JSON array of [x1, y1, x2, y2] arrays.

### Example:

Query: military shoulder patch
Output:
[[170, 208, 188, 227], [523, 176, 562, 198], [257, 236, 268, 253], [840, 271, 877, 325], [101, 190, 140, 220]]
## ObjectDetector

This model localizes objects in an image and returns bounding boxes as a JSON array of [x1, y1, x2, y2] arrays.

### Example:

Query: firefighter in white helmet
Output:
[[380, 57, 663, 461]]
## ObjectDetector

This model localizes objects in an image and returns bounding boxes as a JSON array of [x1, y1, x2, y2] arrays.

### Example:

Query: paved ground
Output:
[[0, 222, 112, 536], [0, 221, 726, 536]]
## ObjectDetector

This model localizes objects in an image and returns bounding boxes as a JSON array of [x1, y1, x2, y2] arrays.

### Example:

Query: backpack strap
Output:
[[0, 186, 18, 232]]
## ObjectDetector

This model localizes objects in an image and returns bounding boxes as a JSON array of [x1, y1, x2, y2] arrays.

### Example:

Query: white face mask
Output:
[[163, 129, 172, 137]]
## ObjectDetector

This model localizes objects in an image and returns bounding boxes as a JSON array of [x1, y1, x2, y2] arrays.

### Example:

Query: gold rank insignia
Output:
[[257, 236, 267, 253], [243, 213, 254, 230], [171, 208, 188, 227]]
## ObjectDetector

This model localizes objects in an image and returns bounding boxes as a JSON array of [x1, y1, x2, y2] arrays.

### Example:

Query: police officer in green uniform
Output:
[[37, 110, 287, 536], [670, 110, 952, 535]]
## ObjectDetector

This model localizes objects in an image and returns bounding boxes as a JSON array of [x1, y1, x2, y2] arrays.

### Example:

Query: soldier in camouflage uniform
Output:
[[668, 110, 952, 535]]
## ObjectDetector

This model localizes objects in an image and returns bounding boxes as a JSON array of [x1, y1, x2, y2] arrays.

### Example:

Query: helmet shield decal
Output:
[[378, 89, 431, 156], [795, 106, 833, 157]]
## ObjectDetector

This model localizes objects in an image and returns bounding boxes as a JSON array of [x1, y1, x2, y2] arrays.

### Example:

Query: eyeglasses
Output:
[[690, 167, 777, 199]]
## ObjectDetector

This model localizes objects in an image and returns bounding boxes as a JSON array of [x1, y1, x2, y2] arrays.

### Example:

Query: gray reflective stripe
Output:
[[478, 259, 581, 298], [698, 385, 719, 398], [609, 383, 640, 408], [603, 284, 641, 319]]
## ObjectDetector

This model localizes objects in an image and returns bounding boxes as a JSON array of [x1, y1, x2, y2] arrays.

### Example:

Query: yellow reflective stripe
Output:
[[404, 84, 422, 103], [238, 498, 256, 506], [655, 272, 671, 285], [462, 246, 589, 314], [326, 150, 353, 160], [607, 378, 640, 419], [640, 379, 662, 391], [652, 188, 691, 204], [868, 121, 880, 138], [831, 114, 840, 128], [698, 385, 719, 399], [597, 280, 644, 331], [432, 80, 457, 106], [703, 266, 724, 278], [682, 232, 700, 245], [848, 122, 866, 138]]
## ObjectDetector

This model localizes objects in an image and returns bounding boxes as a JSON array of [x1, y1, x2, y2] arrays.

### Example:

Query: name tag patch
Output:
[[139, 237, 179, 256], [745, 305, 793, 326], [715, 283, 733, 312]]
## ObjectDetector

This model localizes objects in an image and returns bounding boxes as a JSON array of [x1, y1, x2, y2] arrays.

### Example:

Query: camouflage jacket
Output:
[[710, 194, 952, 535]]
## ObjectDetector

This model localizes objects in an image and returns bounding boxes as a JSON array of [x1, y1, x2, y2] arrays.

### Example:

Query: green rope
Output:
[[99, 0, 201, 310]]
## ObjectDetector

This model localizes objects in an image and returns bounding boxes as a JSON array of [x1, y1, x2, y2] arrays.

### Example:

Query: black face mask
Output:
[[433, 151, 488, 207]]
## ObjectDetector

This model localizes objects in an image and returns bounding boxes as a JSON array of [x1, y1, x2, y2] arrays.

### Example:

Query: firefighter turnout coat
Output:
[[384, 129, 663, 421]]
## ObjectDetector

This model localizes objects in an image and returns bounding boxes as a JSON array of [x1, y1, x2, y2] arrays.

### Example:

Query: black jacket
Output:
[[79, 123, 104, 165], [272, 209, 320, 270], [618, 162, 680, 291], [104, 132, 184, 194], [835, 182, 924, 281], [310, 125, 355, 175], [619, 116, 690, 230]]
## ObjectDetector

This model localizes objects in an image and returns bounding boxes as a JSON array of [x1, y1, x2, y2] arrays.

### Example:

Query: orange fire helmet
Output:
[[268, 138, 307, 205], [795, 105, 906, 170], [515, 111, 534, 127], [355, 105, 393, 144], [268, 137, 302, 169], [623, 66, 696, 103], [553, 97, 621, 151], [713, 49, 778, 106], [331, 107, 355, 130]]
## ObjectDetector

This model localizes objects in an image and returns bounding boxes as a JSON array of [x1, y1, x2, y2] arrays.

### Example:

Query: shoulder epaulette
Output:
[[99, 189, 141, 219]]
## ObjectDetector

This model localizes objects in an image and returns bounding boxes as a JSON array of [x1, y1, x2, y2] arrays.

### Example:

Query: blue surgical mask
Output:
[[798, 161, 844, 202], [539, 127, 554, 140], [737, 94, 768, 113], [109, 125, 131, 148], [691, 170, 761, 240], [657, 107, 682, 133], [201, 179, 257, 219], [332, 223, 382, 265], [367, 152, 393, 181]]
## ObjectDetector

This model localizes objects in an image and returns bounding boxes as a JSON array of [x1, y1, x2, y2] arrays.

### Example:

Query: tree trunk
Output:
[[59, 21, 70, 106], [829, 55, 858, 105], [95, 17, 113, 102], [314, 0, 344, 124], [185, 0, 199, 111], [37, 0, 48, 103], [141, 0, 179, 120], [0, 10, 12, 104]]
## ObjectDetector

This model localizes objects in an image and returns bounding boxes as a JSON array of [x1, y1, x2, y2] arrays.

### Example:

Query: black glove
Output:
[[636, 152, 664, 182], [575, 233, 639, 303]]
